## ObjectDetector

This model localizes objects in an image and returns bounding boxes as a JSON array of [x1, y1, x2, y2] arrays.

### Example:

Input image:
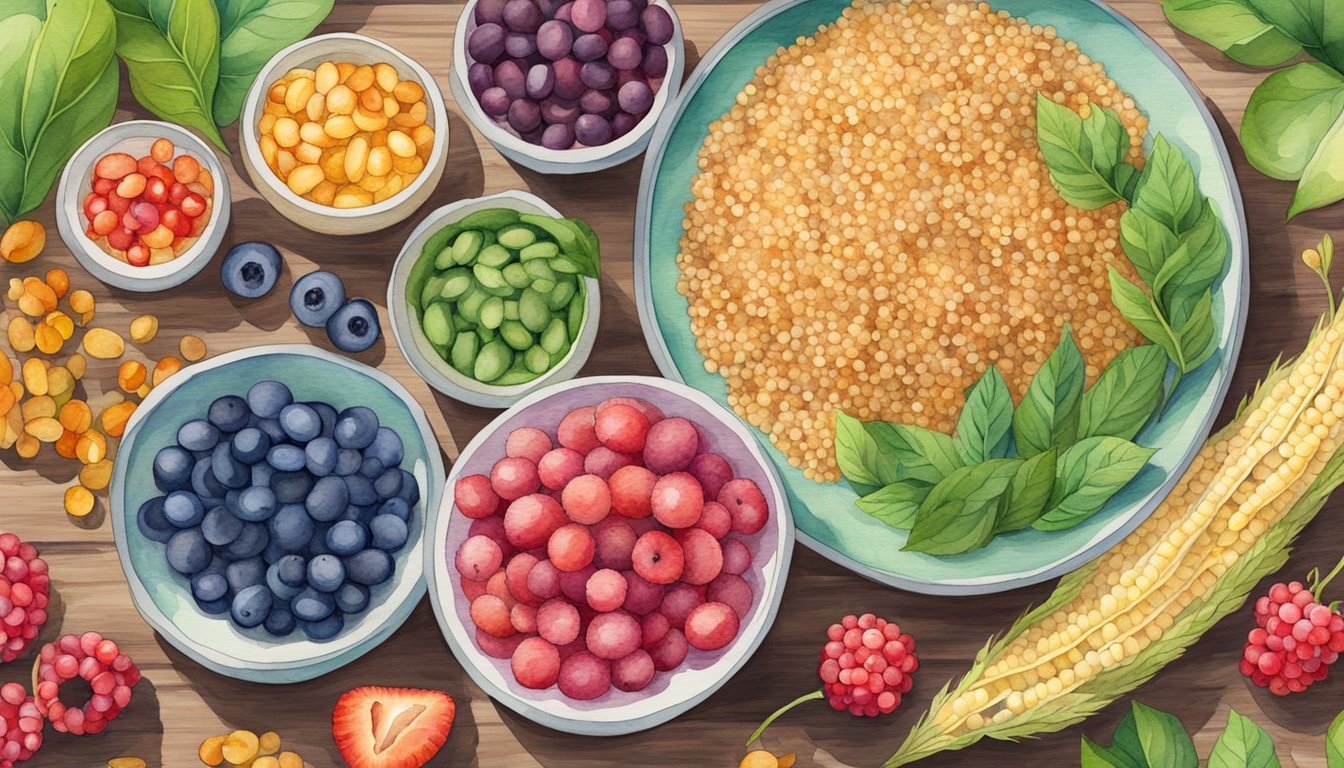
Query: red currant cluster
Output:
[[0, 683, 41, 768], [34, 633, 140, 735], [819, 613, 918, 717], [1241, 579, 1344, 696], [0, 534, 49, 664]]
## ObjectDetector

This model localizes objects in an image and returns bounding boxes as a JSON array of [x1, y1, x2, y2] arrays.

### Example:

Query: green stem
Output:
[[1310, 551, 1344, 604], [1319, 272, 1336, 320], [744, 690, 825, 748]]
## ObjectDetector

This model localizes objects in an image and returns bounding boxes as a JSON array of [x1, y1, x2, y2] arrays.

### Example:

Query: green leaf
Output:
[[0, 0, 45, 21], [954, 365, 1014, 464], [108, 0, 228, 152], [1119, 208, 1181, 286], [1132, 136, 1203, 235], [1245, 0, 1344, 70], [1012, 325, 1085, 457], [1034, 436, 1155, 531], [1289, 108, 1344, 219], [1109, 268, 1186, 369], [0, 0, 120, 227], [994, 447, 1056, 533], [1242, 63, 1344, 181], [1079, 345, 1168, 441], [1130, 702, 1198, 768], [905, 459, 1020, 555], [1081, 734, 1144, 768], [835, 410, 891, 491], [1326, 707, 1344, 768], [1035, 93, 1136, 209], [856, 481, 930, 530], [1208, 710, 1280, 768], [213, 0, 334, 126], [1162, 0, 1303, 67], [1174, 290, 1219, 371], [865, 420, 962, 487], [1109, 704, 1155, 767], [1152, 202, 1229, 312]]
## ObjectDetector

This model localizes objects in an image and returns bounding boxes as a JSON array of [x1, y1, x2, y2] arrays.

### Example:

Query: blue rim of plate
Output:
[[633, 0, 1249, 595]]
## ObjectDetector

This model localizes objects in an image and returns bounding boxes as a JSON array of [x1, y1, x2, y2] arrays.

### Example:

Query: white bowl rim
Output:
[[425, 374, 795, 735], [239, 32, 450, 220], [450, 0, 684, 166]]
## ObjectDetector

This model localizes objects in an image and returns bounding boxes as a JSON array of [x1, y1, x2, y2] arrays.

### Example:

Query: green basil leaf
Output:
[[1081, 735, 1145, 768], [1119, 208, 1181, 286], [110, 0, 228, 152], [904, 459, 1020, 555], [1174, 290, 1218, 371], [1163, 0, 1303, 67], [214, 0, 334, 127], [855, 481, 930, 530], [1079, 345, 1167, 441], [1035, 93, 1136, 209], [1130, 701, 1198, 768], [994, 447, 1056, 533], [1289, 108, 1344, 220], [1109, 703, 1154, 767], [954, 365, 1014, 464], [1109, 268, 1185, 369], [1132, 136, 1203, 235], [0, 0, 120, 227], [1327, 707, 1344, 767], [1242, 63, 1344, 181], [1208, 710, 1281, 768], [835, 410, 890, 491], [1012, 325, 1085, 457], [1153, 201, 1229, 312], [866, 421, 962, 486], [1034, 436, 1155, 531]]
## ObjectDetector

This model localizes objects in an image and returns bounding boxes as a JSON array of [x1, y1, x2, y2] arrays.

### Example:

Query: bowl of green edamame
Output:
[[388, 190, 602, 408]]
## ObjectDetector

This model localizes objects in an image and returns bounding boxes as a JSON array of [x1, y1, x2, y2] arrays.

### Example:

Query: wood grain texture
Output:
[[1, 0, 1341, 765]]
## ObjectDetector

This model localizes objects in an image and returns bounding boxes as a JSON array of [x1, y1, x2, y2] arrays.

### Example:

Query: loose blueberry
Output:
[[307, 554, 345, 592], [235, 485, 278, 522], [291, 587, 335, 621], [305, 437, 339, 477], [266, 563, 302, 601], [201, 507, 243, 546], [326, 299, 381, 353], [154, 447, 195, 493], [163, 491, 205, 528], [222, 522, 269, 559], [177, 420, 220, 452], [344, 549, 394, 586], [299, 612, 345, 641], [211, 442, 250, 489], [271, 470, 314, 504], [166, 528, 212, 575], [334, 407, 379, 450], [266, 444, 307, 472], [335, 583, 369, 614], [306, 476, 349, 522], [290, 271, 347, 327], [246, 380, 294, 420], [191, 570, 229, 603], [208, 395, 251, 432], [225, 557, 266, 592], [263, 605, 297, 636], [327, 520, 368, 557], [231, 585, 273, 628], [231, 427, 271, 464], [279, 403, 322, 444], [137, 497, 175, 543], [370, 514, 410, 552], [221, 242, 283, 299]]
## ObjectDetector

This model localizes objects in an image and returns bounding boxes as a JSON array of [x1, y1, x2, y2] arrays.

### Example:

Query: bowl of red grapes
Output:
[[427, 375, 793, 734], [450, 0, 684, 174]]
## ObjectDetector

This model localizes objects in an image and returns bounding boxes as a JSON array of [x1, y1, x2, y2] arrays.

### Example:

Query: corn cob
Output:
[[887, 304, 1344, 766]]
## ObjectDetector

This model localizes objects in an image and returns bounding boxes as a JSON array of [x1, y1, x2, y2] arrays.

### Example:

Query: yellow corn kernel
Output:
[[0, 388, 13, 419], [278, 752, 303, 768], [82, 328, 125, 359], [64, 485, 95, 517], [20, 278, 56, 315], [344, 136, 369, 183], [222, 730, 261, 764], [0, 221, 45, 263], [393, 100, 428, 128], [79, 459, 114, 491], [179, 335, 207, 362], [285, 76, 316, 115], [66, 353, 85, 380], [152, 356, 182, 386], [373, 173, 405, 203], [294, 141, 323, 166], [326, 84, 356, 115], [199, 735, 226, 766], [33, 322, 62, 355], [393, 80, 426, 104], [107, 758, 146, 768], [75, 429, 107, 464], [45, 311, 74, 341], [100, 402, 136, 438], [306, 91, 326, 123], [25, 417, 62, 443], [352, 107, 388, 133], [22, 359, 48, 396], [334, 187, 374, 209], [254, 758, 280, 768], [273, 117, 301, 148], [258, 730, 282, 755], [117, 361, 147, 392], [129, 314, 159, 343], [68, 289, 95, 316], [374, 62, 399, 92], [15, 433, 39, 459], [44, 269, 69, 299], [347, 64, 375, 91], [59, 400, 92, 434], [287, 164, 325, 195], [7, 318, 34, 353], [21, 396, 55, 423], [55, 429, 78, 459], [310, 180, 338, 207]]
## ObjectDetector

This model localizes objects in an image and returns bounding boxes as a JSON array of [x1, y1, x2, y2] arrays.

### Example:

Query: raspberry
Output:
[[1240, 569, 1344, 696], [34, 633, 139, 735], [0, 682, 41, 767], [0, 534, 49, 664]]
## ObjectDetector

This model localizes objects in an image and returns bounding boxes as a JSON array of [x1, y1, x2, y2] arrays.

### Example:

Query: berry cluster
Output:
[[35, 633, 140, 735], [0, 534, 49, 664], [819, 613, 917, 717], [1241, 579, 1344, 696], [0, 683, 41, 768]]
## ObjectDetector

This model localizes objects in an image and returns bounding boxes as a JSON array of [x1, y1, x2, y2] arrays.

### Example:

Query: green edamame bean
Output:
[[551, 256, 581, 274], [503, 263, 531, 289], [520, 241, 560, 262], [540, 317, 568, 354], [500, 320, 534, 351], [523, 259, 556, 283], [423, 303, 455, 346], [495, 368, 541, 386], [480, 282, 518, 298], [439, 269, 473, 301], [480, 296, 505, 330], [453, 314, 472, 331], [476, 244, 513, 269], [474, 339, 513, 382], [519, 288, 551, 333], [451, 230, 484, 265], [531, 278, 556, 294], [419, 274, 447, 307], [476, 325, 496, 343], [524, 345, 552, 374], [473, 264, 508, 290], [504, 300, 520, 321], [567, 292, 585, 339], [450, 333, 479, 375], [497, 225, 537, 250], [433, 244, 455, 270], [547, 278, 576, 311], [459, 289, 487, 324]]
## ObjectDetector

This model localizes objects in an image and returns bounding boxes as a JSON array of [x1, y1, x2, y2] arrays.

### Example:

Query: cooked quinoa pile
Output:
[[676, 0, 1148, 481]]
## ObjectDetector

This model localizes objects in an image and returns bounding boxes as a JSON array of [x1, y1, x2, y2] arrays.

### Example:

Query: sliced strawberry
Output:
[[332, 686, 456, 768]]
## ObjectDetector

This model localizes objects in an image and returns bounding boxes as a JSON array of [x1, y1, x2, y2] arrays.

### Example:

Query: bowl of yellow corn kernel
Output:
[[240, 33, 449, 236]]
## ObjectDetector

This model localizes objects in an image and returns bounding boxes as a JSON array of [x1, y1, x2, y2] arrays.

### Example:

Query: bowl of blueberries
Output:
[[109, 344, 444, 683], [451, 0, 684, 174]]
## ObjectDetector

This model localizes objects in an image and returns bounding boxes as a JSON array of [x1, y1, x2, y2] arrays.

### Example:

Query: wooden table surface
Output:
[[2, 0, 1341, 765]]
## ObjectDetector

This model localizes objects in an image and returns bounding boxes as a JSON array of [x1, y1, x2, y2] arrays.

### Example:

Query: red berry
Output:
[[0, 535, 48, 664], [34, 634, 137, 735]]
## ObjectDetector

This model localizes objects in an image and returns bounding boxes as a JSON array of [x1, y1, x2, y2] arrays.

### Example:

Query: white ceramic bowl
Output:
[[56, 121, 231, 293], [450, 0, 685, 175], [387, 190, 601, 408], [240, 33, 450, 235], [427, 376, 794, 735]]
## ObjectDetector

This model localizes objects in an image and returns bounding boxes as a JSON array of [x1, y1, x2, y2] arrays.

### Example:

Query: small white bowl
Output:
[[56, 121, 232, 293], [450, 0, 685, 175], [387, 190, 601, 408], [240, 33, 450, 235]]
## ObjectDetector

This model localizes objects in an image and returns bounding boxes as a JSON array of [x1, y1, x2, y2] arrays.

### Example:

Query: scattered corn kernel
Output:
[[22, 359, 48, 396], [82, 328, 125, 359], [66, 353, 86, 380], [118, 361, 147, 392], [44, 268, 69, 299], [199, 735, 226, 766], [152, 356, 182, 386], [0, 389, 13, 419], [47, 366, 73, 399], [277, 753, 303, 768], [129, 314, 159, 343], [59, 401, 92, 433], [45, 311, 74, 341], [15, 434, 39, 459], [107, 758, 147, 768], [258, 731, 282, 755], [100, 402, 136, 438], [80, 459, 114, 491], [5, 279, 21, 301], [222, 730, 261, 764], [136, 383, 152, 399], [76, 429, 107, 464], [64, 485, 95, 517], [254, 758, 280, 768], [55, 429, 78, 459], [68, 289, 95, 316], [7, 318, 34, 353], [0, 221, 45, 263], [25, 417, 62, 443], [21, 397, 55, 423], [33, 323, 62, 355]]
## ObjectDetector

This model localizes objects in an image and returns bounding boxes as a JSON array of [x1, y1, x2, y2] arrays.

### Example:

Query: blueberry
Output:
[[344, 549, 394, 586], [221, 242, 283, 299], [271, 470, 314, 504], [326, 299, 381, 353], [306, 476, 349, 522], [177, 420, 220, 452], [257, 419, 287, 444], [262, 541, 287, 565], [305, 437, 338, 477], [396, 471, 420, 508], [290, 271, 347, 327], [307, 402, 338, 438], [279, 404, 321, 444], [341, 505, 379, 526], [211, 443, 250, 489], [230, 428, 270, 465], [163, 491, 205, 528], [358, 457, 385, 479], [266, 563, 303, 601], [307, 554, 345, 592], [307, 524, 334, 557], [222, 522, 269, 559], [326, 520, 367, 556], [226, 557, 266, 593], [370, 514, 410, 552], [299, 612, 344, 641], [231, 585, 273, 628], [268, 504, 315, 552], [334, 407, 379, 450], [291, 587, 335, 621], [246, 380, 294, 420], [378, 497, 411, 522], [373, 467, 403, 500], [274, 554, 307, 585], [335, 449, 362, 476], [208, 395, 252, 432], [266, 444, 306, 472], [191, 571, 229, 602], [137, 497, 174, 543], [344, 474, 378, 506], [235, 486, 277, 522], [251, 463, 274, 489], [263, 605, 297, 636], [166, 529, 211, 575], [335, 583, 369, 614], [154, 447, 194, 492], [192, 458, 227, 501], [364, 428, 404, 470], [201, 507, 243, 546], [196, 597, 231, 615]]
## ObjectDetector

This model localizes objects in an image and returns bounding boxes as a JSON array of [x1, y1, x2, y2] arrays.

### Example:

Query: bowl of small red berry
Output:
[[426, 375, 794, 735]]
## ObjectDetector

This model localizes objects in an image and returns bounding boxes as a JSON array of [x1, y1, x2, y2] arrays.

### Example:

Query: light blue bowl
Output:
[[634, 0, 1248, 594], [110, 345, 444, 683]]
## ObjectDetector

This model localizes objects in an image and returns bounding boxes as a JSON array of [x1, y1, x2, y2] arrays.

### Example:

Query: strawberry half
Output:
[[332, 686, 456, 768]]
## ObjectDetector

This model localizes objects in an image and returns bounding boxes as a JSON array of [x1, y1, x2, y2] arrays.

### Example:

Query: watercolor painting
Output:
[[1, 0, 1343, 765]]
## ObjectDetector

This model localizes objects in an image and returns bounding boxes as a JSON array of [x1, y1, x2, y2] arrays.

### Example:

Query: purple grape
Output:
[[606, 0, 639, 30], [640, 5, 674, 45], [612, 111, 639, 138], [616, 67, 645, 89], [643, 43, 668, 78], [553, 57, 585, 100], [468, 23, 507, 64], [475, 0, 508, 24], [629, 0, 647, 11], [536, 19, 574, 60], [617, 80, 653, 114], [619, 27, 647, 46], [526, 63, 555, 99], [580, 60, 615, 90], [521, 127, 544, 144], [468, 62, 496, 97], [508, 99, 542, 132], [607, 37, 641, 69], [503, 0, 542, 32], [541, 96, 582, 124], [574, 113, 613, 146], [505, 32, 537, 58], [570, 0, 606, 33], [494, 59, 527, 100], [480, 86, 511, 117], [537, 0, 563, 16], [572, 33, 608, 62], [579, 88, 614, 116], [554, 1, 574, 22], [541, 122, 576, 149]]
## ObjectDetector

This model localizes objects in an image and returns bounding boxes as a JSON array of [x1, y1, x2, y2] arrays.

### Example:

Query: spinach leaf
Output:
[[214, 0, 334, 127], [1079, 345, 1167, 441], [1163, 0, 1303, 67], [109, 0, 228, 152], [1242, 63, 1344, 181], [1109, 268, 1187, 371], [904, 459, 1020, 555], [954, 365, 1013, 464], [1290, 111, 1344, 219], [1, 0, 45, 20], [1035, 93, 1137, 209], [856, 481, 930, 530], [1152, 202, 1229, 312], [1208, 710, 1281, 768], [1174, 290, 1219, 371], [1130, 702, 1198, 768], [865, 420, 962, 487], [1034, 436, 1155, 531], [1012, 324, 1085, 458], [1081, 737, 1144, 768], [1118, 208, 1181, 286], [835, 410, 890, 492], [1132, 137, 1203, 234], [994, 447, 1056, 533], [1327, 708, 1344, 767], [0, 0, 120, 227]]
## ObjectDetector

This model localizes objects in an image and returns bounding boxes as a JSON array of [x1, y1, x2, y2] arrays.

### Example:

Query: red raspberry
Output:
[[1241, 571, 1344, 696], [0, 534, 49, 664], [0, 682, 41, 767], [34, 633, 139, 735]]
